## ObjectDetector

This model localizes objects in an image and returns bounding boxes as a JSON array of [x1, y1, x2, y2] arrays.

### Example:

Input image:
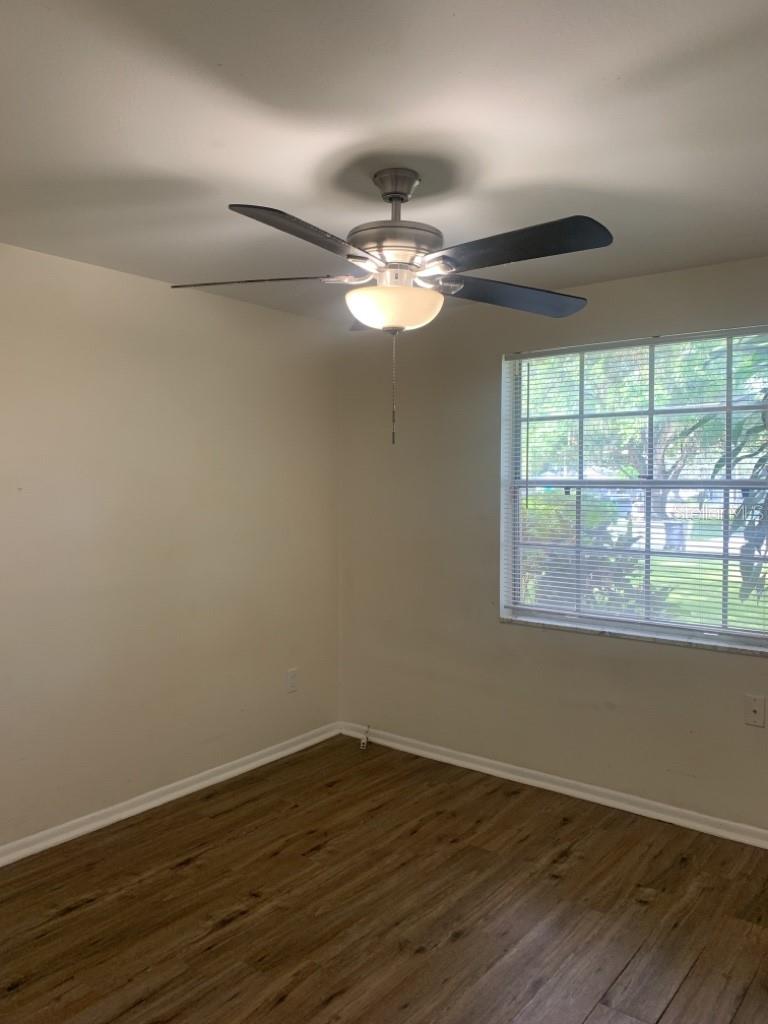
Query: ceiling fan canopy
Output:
[[173, 167, 613, 331]]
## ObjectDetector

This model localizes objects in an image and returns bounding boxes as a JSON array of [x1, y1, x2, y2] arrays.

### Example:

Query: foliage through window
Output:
[[501, 330, 768, 650]]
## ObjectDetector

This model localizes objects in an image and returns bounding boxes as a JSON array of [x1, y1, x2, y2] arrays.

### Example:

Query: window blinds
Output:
[[501, 330, 768, 650]]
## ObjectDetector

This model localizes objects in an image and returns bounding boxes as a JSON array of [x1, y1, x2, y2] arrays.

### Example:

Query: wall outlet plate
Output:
[[744, 694, 766, 728], [285, 668, 298, 694]]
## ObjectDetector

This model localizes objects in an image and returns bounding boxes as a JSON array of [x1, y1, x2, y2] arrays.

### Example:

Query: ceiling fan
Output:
[[172, 168, 613, 332]]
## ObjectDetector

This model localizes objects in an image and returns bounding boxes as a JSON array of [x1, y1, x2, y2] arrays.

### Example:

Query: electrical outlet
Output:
[[285, 668, 298, 694], [744, 694, 766, 728]]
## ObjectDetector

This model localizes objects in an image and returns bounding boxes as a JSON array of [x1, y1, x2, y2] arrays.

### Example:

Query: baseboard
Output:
[[0, 723, 338, 868], [5, 719, 767, 868], [338, 721, 768, 851]]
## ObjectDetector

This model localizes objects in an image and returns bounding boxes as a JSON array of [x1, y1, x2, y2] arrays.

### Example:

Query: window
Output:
[[501, 329, 768, 652]]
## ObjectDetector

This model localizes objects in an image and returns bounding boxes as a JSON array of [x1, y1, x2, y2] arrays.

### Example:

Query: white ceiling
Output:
[[2, 0, 768, 325]]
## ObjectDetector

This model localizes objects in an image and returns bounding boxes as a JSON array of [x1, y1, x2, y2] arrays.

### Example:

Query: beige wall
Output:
[[4, 243, 768, 848], [0, 243, 338, 844], [337, 255, 768, 830]]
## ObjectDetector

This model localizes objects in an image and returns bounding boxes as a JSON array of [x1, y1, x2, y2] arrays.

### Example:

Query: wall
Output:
[[337, 255, 768, 831], [0, 243, 338, 844], [4, 245, 768, 849]]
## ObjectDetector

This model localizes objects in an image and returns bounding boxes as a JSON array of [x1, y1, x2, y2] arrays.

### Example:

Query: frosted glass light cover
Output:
[[345, 285, 444, 331]]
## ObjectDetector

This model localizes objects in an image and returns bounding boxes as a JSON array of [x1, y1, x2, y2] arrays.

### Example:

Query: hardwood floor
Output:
[[2, 736, 768, 1023]]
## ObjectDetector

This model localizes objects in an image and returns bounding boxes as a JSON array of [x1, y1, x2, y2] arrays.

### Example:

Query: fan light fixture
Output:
[[345, 284, 444, 332]]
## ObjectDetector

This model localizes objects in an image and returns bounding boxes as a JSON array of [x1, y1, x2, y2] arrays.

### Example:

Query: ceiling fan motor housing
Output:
[[347, 220, 444, 268]]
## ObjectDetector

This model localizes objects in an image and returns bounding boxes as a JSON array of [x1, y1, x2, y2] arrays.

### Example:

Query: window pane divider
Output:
[[516, 540, 768, 563], [509, 359, 523, 606], [520, 400, 758, 423], [512, 478, 761, 489], [722, 335, 733, 629], [644, 344, 655, 620], [576, 353, 585, 613]]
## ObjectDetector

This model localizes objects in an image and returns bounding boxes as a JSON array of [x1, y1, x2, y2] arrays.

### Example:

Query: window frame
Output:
[[500, 325, 768, 656]]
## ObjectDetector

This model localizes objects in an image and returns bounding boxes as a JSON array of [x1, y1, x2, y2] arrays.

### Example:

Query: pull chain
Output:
[[391, 329, 400, 445]]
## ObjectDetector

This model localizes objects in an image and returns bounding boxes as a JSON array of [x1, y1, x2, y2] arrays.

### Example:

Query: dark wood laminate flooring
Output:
[[2, 736, 768, 1023]]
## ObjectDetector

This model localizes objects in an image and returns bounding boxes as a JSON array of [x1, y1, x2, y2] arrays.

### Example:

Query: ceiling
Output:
[[2, 0, 768, 326]]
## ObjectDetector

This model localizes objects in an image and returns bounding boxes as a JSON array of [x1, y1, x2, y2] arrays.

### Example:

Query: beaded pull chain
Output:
[[390, 329, 400, 445]]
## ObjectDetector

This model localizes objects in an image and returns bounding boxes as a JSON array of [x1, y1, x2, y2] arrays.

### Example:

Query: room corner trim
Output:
[[6, 721, 767, 868], [0, 723, 339, 868], [338, 722, 768, 851]]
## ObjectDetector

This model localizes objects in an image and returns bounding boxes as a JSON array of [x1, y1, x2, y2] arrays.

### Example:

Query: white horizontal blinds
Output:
[[501, 330, 768, 645]]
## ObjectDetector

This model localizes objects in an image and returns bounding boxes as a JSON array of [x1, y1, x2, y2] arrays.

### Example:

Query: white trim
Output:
[[500, 611, 768, 658], [505, 322, 768, 360], [5, 719, 768, 869], [0, 724, 338, 868], [338, 722, 768, 851]]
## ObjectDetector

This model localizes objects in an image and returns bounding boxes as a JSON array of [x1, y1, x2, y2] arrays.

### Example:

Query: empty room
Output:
[[2, 1, 768, 1022]]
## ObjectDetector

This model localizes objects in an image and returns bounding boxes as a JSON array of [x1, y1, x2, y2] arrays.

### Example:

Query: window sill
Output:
[[500, 611, 768, 658]]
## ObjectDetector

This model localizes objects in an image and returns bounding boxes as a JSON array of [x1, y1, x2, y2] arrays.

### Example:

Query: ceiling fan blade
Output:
[[171, 275, 332, 289], [440, 275, 586, 317], [428, 216, 612, 274], [229, 205, 382, 271]]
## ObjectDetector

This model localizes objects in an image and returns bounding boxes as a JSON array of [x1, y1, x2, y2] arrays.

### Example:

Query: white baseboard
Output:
[[0, 723, 338, 868], [4, 719, 767, 869], [338, 721, 768, 851]]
